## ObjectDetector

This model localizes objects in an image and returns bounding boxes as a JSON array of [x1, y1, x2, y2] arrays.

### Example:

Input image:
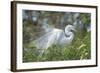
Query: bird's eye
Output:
[[70, 29, 74, 32]]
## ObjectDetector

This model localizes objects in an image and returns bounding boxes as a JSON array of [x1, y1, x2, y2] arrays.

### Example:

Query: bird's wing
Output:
[[34, 30, 57, 49]]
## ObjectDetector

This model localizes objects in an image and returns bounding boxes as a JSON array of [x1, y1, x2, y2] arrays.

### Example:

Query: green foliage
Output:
[[80, 13, 91, 25], [23, 10, 91, 62], [23, 31, 91, 62]]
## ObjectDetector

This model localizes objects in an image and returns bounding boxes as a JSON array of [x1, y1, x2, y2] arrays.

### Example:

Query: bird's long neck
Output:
[[65, 31, 74, 42]]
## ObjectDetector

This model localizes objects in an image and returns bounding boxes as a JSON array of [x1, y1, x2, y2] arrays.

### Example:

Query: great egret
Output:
[[32, 25, 76, 53]]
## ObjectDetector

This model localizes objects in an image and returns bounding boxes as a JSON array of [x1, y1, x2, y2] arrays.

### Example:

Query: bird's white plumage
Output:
[[34, 25, 75, 50]]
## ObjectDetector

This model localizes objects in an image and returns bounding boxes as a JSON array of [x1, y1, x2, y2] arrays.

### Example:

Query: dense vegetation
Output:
[[23, 10, 91, 62]]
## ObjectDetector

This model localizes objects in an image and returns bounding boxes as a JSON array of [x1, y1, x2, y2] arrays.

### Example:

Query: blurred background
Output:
[[22, 10, 91, 62]]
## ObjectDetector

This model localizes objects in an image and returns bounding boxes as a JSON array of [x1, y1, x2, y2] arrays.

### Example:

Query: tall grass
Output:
[[23, 31, 91, 62]]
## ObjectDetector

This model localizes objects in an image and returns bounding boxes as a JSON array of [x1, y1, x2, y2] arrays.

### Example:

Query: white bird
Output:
[[33, 25, 76, 52]]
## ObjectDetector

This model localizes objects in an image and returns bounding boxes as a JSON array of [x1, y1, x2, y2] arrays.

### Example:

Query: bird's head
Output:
[[65, 25, 76, 33]]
